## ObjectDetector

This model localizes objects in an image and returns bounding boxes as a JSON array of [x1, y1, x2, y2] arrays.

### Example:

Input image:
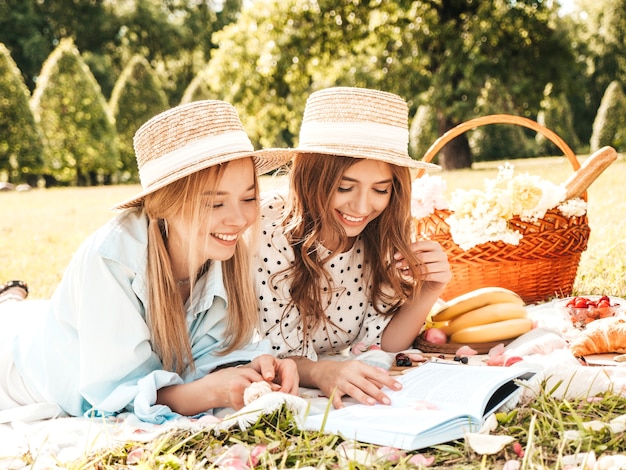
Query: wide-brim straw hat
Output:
[[256, 87, 440, 170], [113, 100, 292, 210]]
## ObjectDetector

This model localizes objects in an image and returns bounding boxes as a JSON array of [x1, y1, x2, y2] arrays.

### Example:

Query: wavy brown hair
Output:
[[276, 153, 423, 348], [143, 160, 260, 374]]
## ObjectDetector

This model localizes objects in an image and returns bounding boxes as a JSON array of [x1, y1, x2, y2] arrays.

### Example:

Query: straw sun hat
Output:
[[257, 87, 440, 171], [113, 100, 292, 210]]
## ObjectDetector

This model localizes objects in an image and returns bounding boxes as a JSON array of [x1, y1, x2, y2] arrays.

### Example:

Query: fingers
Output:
[[340, 368, 401, 407], [275, 358, 300, 394], [248, 355, 300, 395], [250, 354, 277, 382], [318, 361, 401, 409], [394, 241, 451, 282]]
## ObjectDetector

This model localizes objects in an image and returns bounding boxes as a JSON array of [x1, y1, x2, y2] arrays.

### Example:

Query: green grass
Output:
[[2, 155, 625, 298], [2, 155, 626, 468]]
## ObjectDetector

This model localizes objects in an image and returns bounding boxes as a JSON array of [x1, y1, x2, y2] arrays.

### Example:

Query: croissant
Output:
[[569, 318, 626, 357]]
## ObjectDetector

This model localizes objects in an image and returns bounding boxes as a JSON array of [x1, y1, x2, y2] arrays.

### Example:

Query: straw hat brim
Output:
[[112, 149, 293, 211], [254, 146, 440, 170]]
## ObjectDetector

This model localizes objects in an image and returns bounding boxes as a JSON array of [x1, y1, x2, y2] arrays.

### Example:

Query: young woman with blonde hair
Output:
[[255, 87, 452, 409], [0, 100, 296, 423]]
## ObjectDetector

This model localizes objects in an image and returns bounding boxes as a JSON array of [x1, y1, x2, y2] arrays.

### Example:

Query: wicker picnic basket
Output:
[[414, 114, 591, 304]]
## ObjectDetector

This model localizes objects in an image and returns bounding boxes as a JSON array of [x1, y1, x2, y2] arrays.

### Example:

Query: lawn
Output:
[[1, 154, 626, 469], [2, 155, 624, 299]]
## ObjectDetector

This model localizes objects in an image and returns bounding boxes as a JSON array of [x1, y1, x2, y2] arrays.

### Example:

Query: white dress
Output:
[[254, 194, 395, 360]]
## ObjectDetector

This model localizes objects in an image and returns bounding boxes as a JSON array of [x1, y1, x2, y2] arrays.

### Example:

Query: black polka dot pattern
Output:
[[252, 193, 394, 360]]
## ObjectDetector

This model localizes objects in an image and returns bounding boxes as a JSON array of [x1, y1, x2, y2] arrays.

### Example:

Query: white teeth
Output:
[[342, 213, 364, 223], [213, 233, 238, 241]]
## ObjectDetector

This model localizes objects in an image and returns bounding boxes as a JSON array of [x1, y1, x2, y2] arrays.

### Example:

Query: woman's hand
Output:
[[395, 240, 451, 286], [157, 354, 299, 414], [213, 354, 299, 410], [246, 354, 300, 395], [306, 358, 401, 409], [382, 241, 451, 351]]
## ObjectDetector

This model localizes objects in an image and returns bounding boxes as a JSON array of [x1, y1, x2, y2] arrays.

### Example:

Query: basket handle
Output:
[[418, 114, 584, 199]]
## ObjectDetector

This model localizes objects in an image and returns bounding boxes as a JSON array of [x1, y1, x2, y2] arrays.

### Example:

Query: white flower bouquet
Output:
[[412, 164, 587, 251]]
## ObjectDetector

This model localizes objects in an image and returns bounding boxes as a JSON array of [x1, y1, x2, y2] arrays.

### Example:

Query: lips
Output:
[[212, 232, 239, 245], [337, 210, 367, 226]]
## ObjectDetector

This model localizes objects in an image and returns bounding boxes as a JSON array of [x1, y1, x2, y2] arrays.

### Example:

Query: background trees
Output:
[[0, 43, 44, 186], [0, 0, 624, 185], [31, 39, 118, 186]]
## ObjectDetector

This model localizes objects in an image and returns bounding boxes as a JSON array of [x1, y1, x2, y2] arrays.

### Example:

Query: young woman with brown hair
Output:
[[254, 87, 452, 409]]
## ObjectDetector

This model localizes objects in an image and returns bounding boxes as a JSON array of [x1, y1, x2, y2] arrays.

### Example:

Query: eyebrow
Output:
[[205, 183, 256, 196], [341, 176, 393, 184]]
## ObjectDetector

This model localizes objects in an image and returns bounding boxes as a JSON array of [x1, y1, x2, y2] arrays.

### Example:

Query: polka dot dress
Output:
[[254, 193, 394, 360]]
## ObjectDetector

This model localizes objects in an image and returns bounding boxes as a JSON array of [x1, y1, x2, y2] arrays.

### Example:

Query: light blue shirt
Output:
[[13, 209, 269, 423]]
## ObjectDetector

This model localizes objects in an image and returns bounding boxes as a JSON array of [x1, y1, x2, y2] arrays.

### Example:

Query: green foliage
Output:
[[469, 80, 533, 161], [109, 55, 168, 181], [0, 0, 51, 91], [202, 0, 575, 164], [0, 42, 44, 184], [536, 83, 582, 155], [30, 38, 118, 186], [590, 80, 626, 152], [409, 105, 438, 161], [180, 69, 216, 104]]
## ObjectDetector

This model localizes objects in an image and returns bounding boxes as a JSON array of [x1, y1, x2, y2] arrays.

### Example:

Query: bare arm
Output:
[[292, 356, 401, 409], [156, 354, 299, 415], [381, 240, 451, 352]]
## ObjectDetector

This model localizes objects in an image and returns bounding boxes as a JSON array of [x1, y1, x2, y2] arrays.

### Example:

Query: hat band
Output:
[[298, 121, 409, 155], [139, 130, 254, 188]]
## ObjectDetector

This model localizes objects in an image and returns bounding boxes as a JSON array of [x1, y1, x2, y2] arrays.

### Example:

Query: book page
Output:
[[387, 362, 527, 415], [303, 362, 532, 451]]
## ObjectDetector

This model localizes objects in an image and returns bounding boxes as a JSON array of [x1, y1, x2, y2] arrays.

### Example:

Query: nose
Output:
[[350, 189, 370, 215], [224, 203, 248, 228]]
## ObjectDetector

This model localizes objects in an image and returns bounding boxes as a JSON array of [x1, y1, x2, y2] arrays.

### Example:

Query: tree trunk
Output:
[[437, 115, 473, 170]]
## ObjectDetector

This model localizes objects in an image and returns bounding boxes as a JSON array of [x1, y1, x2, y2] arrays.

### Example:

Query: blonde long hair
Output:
[[143, 162, 259, 374], [277, 153, 423, 344]]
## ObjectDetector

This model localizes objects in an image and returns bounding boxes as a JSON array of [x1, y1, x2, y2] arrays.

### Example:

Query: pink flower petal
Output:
[[488, 343, 506, 357], [505, 356, 523, 367], [126, 448, 145, 465], [411, 400, 440, 411], [456, 345, 478, 356], [408, 454, 435, 466]]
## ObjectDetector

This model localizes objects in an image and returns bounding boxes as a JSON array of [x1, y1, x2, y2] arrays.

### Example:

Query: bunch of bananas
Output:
[[430, 287, 532, 344]]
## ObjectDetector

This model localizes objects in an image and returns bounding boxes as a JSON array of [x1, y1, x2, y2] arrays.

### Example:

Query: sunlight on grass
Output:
[[1, 156, 626, 468], [2, 156, 624, 299]]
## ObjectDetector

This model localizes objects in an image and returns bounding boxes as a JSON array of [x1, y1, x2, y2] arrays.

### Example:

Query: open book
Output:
[[303, 361, 534, 451]]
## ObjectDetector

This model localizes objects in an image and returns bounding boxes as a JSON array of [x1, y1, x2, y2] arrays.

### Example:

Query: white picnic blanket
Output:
[[2, 301, 625, 469]]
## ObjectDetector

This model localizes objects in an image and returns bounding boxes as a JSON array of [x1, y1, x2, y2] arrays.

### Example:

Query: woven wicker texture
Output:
[[415, 114, 591, 304]]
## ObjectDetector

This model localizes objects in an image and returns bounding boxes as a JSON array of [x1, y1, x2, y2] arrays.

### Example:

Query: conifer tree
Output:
[[409, 104, 439, 162], [0, 43, 44, 185], [30, 38, 118, 186], [470, 79, 532, 161], [536, 83, 581, 155], [590, 80, 626, 152], [180, 69, 214, 104], [109, 55, 168, 181]]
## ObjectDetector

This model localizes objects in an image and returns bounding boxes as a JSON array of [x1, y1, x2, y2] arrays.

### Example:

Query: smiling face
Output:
[[165, 157, 258, 278], [199, 157, 258, 261], [326, 159, 393, 246]]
